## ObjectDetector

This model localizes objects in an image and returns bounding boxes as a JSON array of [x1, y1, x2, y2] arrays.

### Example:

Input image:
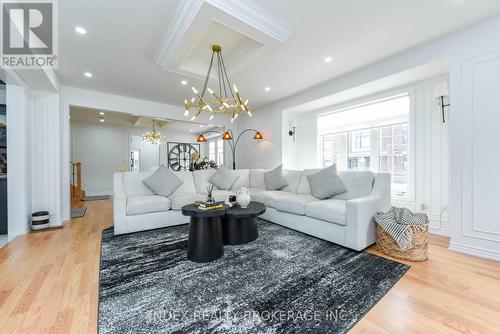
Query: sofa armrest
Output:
[[345, 195, 384, 251], [113, 172, 128, 235]]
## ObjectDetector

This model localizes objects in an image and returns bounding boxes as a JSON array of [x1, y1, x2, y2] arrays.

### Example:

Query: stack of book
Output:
[[198, 201, 225, 211]]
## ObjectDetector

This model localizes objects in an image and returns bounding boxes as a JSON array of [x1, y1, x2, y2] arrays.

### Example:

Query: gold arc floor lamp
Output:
[[197, 129, 263, 170]]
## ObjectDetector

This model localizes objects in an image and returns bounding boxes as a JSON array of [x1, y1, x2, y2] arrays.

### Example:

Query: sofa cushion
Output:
[[212, 190, 236, 202], [305, 199, 346, 226], [334, 171, 374, 200], [281, 170, 302, 193], [173, 170, 196, 194], [169, 192, 205, 210], [126, 195, 170, 216], [274, 194, 319, 215], [249, 190, 291, 208], [123, 171, 155, 197], [296, 169, 321, 194], [193, 169, 218, 194], [250, 169, 268, 189], [230, 169, 250, 190], [250, 188, 267, 205], [249, 188, 266, 202], [210, 165, 239, 190], [308, 165, 346, 199], [264, 165, 289, 190], [143, 165, 183, 197]]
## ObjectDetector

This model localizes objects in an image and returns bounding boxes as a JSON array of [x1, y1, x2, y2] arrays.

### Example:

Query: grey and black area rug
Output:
[[99, 220, 409, 334]]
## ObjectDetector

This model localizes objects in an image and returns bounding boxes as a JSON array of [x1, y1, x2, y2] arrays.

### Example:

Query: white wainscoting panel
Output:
[[450, 49, 500, 261], [30, 93, 62, 226], [464, 51, 500, 242]]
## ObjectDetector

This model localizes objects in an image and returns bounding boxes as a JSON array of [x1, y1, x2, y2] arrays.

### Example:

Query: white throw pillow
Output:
[[307, 165, 347, 200], [142, 165, 183, 197], [209, 165, 239, 190], [264, 164, 289, 190]]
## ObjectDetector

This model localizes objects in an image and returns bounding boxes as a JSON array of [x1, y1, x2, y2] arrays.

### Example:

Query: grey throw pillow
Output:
[[143, 165, 183, 197], [264, 164, 289, 190], [209, 165, 239, 190], [307, 165, 347, 199]]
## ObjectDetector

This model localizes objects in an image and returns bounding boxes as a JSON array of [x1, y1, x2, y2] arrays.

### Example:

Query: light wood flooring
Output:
[[0, 199, 499, 333]]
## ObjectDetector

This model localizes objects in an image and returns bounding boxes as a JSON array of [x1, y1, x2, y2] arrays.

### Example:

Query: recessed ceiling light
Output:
[[265, 87, 271, 92], [75, 26, 87, 35], [99, 112, 104, 115], [199, 124, 204, 128], [99, 118, 104, 123], [324, 56, 333, 63], [84, 72, 92, 78], [190, 129, 194, 132], [181, 80, 188, 85]]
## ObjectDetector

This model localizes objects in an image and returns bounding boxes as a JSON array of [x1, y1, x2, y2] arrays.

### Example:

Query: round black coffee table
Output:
[[222, 202, 266, 245], [182, 204, 227, 263]]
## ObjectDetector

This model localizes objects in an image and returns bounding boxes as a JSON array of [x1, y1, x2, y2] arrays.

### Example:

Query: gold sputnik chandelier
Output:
[[184, 44, 252, 123], [142, 120, 165, 144]]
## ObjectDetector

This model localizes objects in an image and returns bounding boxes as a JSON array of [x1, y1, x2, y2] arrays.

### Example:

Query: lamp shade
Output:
[[197, 134, 207, 142], [434, 82, 449, 98], [222, 131, 232, 140], [253, 131, 263, 140]]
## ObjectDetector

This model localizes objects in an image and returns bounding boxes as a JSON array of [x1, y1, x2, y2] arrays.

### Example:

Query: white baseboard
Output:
[[429, 226, 451, 237], [428, 217, 451, 237], [49, 220, 63, 228], [81, 183, 113, 196], [449, 242, 500, 262]]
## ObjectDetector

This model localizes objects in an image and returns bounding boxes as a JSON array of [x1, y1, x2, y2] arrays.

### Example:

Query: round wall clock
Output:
[[168, 143, 199, 171]]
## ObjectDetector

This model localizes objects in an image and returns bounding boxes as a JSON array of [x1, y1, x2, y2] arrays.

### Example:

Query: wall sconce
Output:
[[288, 126, 296, 143], [434, 82, 450, 123]]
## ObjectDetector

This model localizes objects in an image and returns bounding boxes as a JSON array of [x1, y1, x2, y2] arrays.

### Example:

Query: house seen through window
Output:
[[318, 94, 410, 197]]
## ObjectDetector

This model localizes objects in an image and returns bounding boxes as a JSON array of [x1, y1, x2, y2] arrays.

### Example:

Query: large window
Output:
[[318, 94, 410, 197]]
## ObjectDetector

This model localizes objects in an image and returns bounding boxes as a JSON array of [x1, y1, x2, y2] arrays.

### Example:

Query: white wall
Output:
[[71, 122, 127, 196], [6, 85, 32, 236], [130, 135, 160, 172], [30, 92, 63, 227], [238, 15, 500, 260], [70, 121, 205, 196]]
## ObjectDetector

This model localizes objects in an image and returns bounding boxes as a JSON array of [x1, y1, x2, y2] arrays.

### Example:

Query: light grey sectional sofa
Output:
[[113, 168, 391, 251]]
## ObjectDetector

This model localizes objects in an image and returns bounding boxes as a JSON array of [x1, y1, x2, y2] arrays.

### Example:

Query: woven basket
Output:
[[376, 224, 429, 262]]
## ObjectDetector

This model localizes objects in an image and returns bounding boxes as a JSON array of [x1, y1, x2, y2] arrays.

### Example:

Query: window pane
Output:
[[217, 139, 224, 165], [379, 123, 408, 196], [321, 133, 346, 168], [347, 130, 370, 171], [209, 141, 215, 161]]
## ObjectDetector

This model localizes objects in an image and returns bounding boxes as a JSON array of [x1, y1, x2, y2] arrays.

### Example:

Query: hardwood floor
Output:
[[1, 199, 499, 333]]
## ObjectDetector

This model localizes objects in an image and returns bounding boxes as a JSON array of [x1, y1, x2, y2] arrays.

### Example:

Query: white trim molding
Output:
[[30, 91, 63, 227], [155, 0, 293, 79], [449, 242, 500, 262], [449, 48, 500, 261]]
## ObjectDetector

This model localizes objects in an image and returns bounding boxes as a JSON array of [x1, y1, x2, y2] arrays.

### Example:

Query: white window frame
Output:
[[216, 138, 224, 165], [316, 88, 416, 202], [208, 140, 216, 162], [208, 136, 224, 166]]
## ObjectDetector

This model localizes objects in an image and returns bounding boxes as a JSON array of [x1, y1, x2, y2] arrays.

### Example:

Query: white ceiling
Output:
[[69, 106, 215, 134], [58, 0, 500, 110]]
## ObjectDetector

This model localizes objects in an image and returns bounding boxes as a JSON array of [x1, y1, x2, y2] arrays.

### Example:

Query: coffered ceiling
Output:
[[58, 0, 500, 110]]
